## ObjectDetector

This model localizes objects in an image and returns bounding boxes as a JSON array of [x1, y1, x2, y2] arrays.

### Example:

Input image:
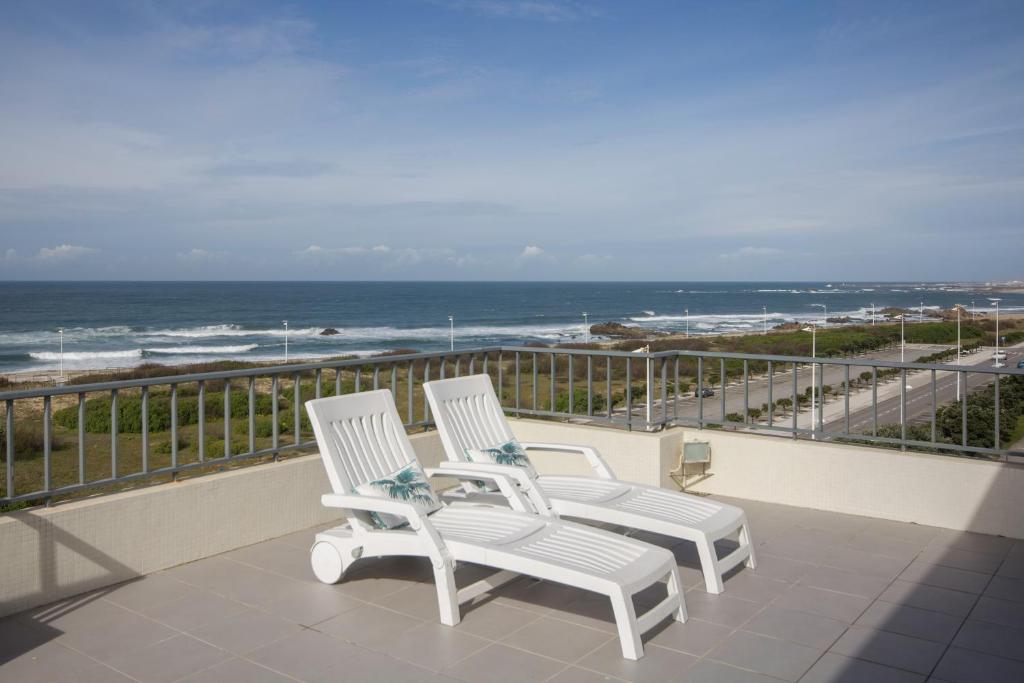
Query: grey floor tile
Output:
[[188, 608, 303, 655], [105, 633, 231, 683], [715, 573, 791, 604], [41, 601, 178, 663], [968, 595, 1024, 630], [743, 605, 848, 650], [877, 580, 978, 618], [453, 600, 541, 641], [317, 603, 423, 651], [102, 574, 194, 611], [844, 533, 923, 561], [800, 652, 925, 682], [178, 657, 295, 683], [545, 666, 622, 683], [446, 643, 567, 682], [683, 659, 785, 682], [829, 626, 945, 675], [307, 647, 442, 683], [996, 554, 1024, 580], [501, 615, 612, 662], [647, 617, 735, 657], [951, 618, 1024, 662], [746, 555, 815, 584], [854, 601, 963, 644], [898, 561, 990, 594], [247, 629, 364, 680], [822, 547, 911, 581], [576, 641, 697, 683], [928, 531, 1015, 557], [932, 646, 1024, 683], [389, 622, 492, 672], [0, 640, 136, 683], [798, 565, 891, 599], [773, 585, 871, 624], [984, 575, 1024, 604], [681, 590, 763, 628], [257, 580, 363, 626], [709, 630, 823, 681], [915, 546, 1003, 575], [137, 587, 249, 631], [373, 582, 452, 621]]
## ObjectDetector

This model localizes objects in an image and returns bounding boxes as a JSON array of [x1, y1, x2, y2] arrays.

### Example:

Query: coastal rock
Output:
[[590, 322, 650, 339], [320, 328, 340, 336], [826, 316, 852, 324]]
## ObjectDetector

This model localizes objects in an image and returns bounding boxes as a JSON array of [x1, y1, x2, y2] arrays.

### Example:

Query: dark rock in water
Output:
[[320, 328, 340, 336], [826, 316, 852, 324], [773, 322, 803, 331], [590, 322, 650, 339]]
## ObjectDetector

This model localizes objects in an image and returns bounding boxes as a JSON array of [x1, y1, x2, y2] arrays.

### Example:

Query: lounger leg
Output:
[[610, 589, 643, 661], [667, 566, 687, 623], [433, 560, 461, 626], [740, 520, 757, 569], [696, 537, 724, 595]]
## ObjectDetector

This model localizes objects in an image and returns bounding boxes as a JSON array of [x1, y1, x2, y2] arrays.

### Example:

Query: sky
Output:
[[0, 0, 1022, 281]]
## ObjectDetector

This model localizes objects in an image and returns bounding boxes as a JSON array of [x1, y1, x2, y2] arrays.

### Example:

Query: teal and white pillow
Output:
[[355, 461, 442, 529], [465, 439, 537, 479]]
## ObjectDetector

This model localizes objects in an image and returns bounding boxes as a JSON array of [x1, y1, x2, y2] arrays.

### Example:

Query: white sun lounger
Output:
[[423, 375, 756, 594], [305, 389, 686, 659]]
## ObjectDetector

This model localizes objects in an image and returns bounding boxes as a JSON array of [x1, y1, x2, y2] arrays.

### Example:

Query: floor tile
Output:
[[137, 587, 249, 631], [307, 647, 441, 683], [502, 616, 612, 662], [932, 646, 1024, 683], [898, 560, 990, 594], [389, 622, 492, 672], [915, 546, 1003, 575], [928, 531, 1015, 557], [829, 626, 945, 675], [247, 629, 364, 680], [680, 590, 763, 627], [647, 617, 735, 657], [709, 630, 822, 681], [453, 600, 541, 640], [773, 585, 871, 623], [446, 643, 567, 682], [682, 659, 784, 682], [576, 641, 697, 683], [798, 565, 891, 599], [742, 605, 848, 650], [713, 573, 790, 604], [317, 603, 423, 651], [951, 618, 1024, 662], [800, 652, 925, 682], [984, 575, 1024, 603], [854, 600, 962, 644], [177, 657, 295, 683], [876, 580, 978, 618], [545, 666, 622, 683], [257, 580, 363, 626], [0, 640, 135, 683], [188, 608, 303, 655], [102, 574, 194, 611], [105, 633, 230, 683], [968, 595, 1024, 630]]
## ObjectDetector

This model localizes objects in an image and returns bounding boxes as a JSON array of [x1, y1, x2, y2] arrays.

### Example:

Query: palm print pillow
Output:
[[465, 439, 538, 479], [355, 461, 442, 529]]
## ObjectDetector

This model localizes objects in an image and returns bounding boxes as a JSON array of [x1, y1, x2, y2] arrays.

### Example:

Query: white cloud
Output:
[[35, 244, 100, 261], [295, 244, 474, 269], [718, 246, 786, 260], [519, 245, 548, 259]]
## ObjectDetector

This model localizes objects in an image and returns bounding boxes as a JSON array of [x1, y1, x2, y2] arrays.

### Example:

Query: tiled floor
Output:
[[3, 496, 1024, 682]]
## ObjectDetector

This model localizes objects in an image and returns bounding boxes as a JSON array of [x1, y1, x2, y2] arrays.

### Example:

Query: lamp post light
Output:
[[58, 327, 64, 380], [685, 308, 689, 338], [283, 321, 289, 362], [802, 324, 818, 439], [990, 298, 1003, 367], [448, 315, 454, 351], [954, 304, 964, 400], [583, 312, 589, 344], [894, 314, 909, 425], [762, 305, 767, 335]]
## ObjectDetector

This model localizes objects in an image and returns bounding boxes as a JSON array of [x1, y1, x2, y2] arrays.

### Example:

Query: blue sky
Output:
[[0, 0, 1022, 281]]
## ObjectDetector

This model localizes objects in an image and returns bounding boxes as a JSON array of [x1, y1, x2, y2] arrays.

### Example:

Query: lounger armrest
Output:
[[437, 461, 555, 517], [518, 442, 616, 480], [320, 493, 454, 570], [423, 466, 533, 514]]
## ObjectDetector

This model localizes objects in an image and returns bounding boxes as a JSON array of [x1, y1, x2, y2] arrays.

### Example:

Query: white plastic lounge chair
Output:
[[423, 375, 756, 595], [305, 389, 686, 660]]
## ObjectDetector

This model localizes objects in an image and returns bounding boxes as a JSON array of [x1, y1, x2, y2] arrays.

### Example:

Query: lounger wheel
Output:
[[311, 541, 353, 584]]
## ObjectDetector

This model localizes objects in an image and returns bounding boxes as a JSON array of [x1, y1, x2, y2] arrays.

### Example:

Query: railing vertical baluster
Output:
[[568, 354, 574, 416], [900, 368, 907, 451], [587, 356, 594, 417], [141, 387, 149, 473], [606, 356, 612, 420], [532, 353, 538, 411], [271, 375, 279, 454], [43, 396, 51, 496], [743, 360, 749, 424], [248, 377, 256, 455], [391, 365, 397, 398], [673, 356, 679, 422], [994, 373, 1000, 450], [720, 358, 726, 424], [661, 357, 668, 425], [455, 355, 461, 377], [550, 354, 556, 412], [872, 366, 878, 436], [791, 362, 797, 438], [224, 380, 231, 459], [373, 366, 380, 390], [5, 400, 14, 498], [111, 389, 118, 478], [355, 369, 361, 392], [315, 369, 322, 399], [335, 367, 342, 396], [497, 352, 503, 404], [625, 356, 633, 430], [767, 361, 774, 427], [407, 360, 414, 425], [482, 353, 488, 375], [423, 360, 431, 423], [515, 352, 521, 415], [293, 373, 301, 445], [78, 393, 85, 485], [930, 369, 937, 444], [440, 355, 446, 380], [961, 371, 967, 447], [697, 357, 704, 428], [469, 354, 475, 374], [844, 365, 850, 435], [198, 381, 206, 462], [818, 361, 825, 435], [171, 384, 179, 472], [646, 355, 655, 429]]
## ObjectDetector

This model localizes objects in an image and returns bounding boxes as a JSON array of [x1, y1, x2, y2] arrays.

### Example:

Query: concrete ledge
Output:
[[0, 430, 446, 618]]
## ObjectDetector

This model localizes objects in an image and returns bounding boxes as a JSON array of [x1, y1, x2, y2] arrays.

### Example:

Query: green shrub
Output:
[[0, 423, 50, 458], [554, 391, 607, 414]]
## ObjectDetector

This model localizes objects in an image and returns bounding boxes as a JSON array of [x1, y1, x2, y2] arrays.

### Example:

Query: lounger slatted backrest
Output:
[[423, 374, 514, 454], [306, 389, 419, 495]]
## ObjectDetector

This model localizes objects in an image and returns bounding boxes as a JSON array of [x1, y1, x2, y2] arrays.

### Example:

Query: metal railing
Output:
[[2, 345, 1022, 506]]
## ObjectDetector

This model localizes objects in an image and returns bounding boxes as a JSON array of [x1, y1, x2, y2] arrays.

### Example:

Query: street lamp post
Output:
[[920, 301, 924, 323], [762, 305, 767, 335], [811, 303, 826, 327], [448, 315, 454, 352], [870, 302, 875, 326], [283, 321, 289, 362], [896, 314, 907, 424], [990, 298, 1003, 367], [972, 301, 976, 321], [684, 308, 689, 338], [58, 327, 64, 380], [954, 304, 963, 400], [802, 324, 818, 439], [583, 312, 589, 344]]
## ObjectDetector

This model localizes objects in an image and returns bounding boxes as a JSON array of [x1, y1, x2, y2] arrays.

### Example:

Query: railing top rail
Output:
[[0, 347, 502, 400]]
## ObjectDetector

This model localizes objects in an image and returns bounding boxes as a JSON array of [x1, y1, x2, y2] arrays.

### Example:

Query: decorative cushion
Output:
[[355, 461, 441, 529], [465, 439, 537, 479]]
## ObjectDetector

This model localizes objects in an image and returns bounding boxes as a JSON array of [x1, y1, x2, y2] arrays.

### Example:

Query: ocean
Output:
[[1, 281, 1020, 373]]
